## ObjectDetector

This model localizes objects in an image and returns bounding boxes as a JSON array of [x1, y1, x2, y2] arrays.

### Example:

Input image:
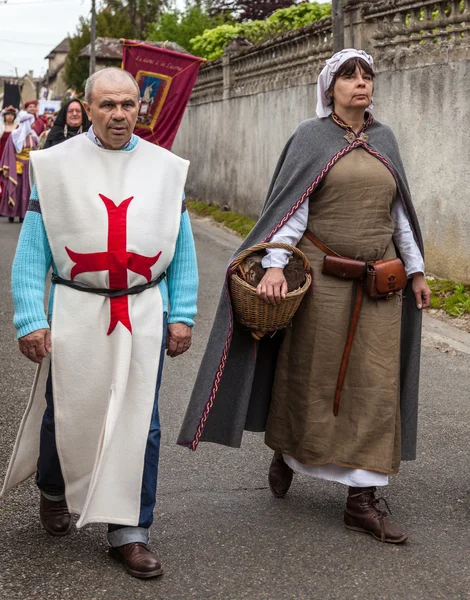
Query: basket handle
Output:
[[229, 242, 311, 273]]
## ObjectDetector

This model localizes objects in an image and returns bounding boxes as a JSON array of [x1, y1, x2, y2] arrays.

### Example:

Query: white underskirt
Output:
[[283, 455, 389, 487]]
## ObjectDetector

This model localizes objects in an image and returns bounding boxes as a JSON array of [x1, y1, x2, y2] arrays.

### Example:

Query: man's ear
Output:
[[83, 102, 92, 122]]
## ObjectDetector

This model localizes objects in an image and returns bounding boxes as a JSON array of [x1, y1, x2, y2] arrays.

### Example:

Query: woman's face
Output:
[[332, 65, 373, 113], [4, 112, 15, 125], [66, 102, 83, 128]]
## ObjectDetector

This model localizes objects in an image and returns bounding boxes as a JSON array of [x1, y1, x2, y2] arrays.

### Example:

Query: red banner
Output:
[[122, 40, 204, 150]]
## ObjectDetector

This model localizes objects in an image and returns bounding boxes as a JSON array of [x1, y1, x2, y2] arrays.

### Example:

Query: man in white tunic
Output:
[[3, 68, 198, 579]]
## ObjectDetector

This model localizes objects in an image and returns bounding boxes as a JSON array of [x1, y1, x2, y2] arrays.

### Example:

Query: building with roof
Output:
[[43, 38, 70, 99]]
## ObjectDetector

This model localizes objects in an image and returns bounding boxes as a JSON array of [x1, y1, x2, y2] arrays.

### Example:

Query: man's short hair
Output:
[[84, 68, 141, 104]]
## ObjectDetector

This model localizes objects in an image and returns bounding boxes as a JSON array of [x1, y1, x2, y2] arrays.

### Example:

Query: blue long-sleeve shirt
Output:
[[12, 133, 198, 338]]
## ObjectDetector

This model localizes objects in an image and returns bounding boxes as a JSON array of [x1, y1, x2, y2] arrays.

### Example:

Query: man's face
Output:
[[84, 77, 140, 150], [26, 103, 37, 116]]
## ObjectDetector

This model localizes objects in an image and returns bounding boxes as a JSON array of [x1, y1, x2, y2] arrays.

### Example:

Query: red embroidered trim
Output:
[[189, 271, 234, 450]]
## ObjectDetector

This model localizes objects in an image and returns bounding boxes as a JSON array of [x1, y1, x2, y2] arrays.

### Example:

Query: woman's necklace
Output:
[[331, 112, 371, 143]]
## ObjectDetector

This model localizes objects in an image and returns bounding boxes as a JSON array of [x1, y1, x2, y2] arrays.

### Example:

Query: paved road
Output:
[[0, 215, 468, 600]]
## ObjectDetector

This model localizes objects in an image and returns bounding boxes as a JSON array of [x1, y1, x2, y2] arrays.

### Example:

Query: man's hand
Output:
[[256, 267, 288, 305], [166, 323, 192, 357], [19, 328, 51, 364], [411, 273, 431, 310]]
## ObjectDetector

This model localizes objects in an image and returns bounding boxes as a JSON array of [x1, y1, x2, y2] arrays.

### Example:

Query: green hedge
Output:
[[190, 2, 331, 60]]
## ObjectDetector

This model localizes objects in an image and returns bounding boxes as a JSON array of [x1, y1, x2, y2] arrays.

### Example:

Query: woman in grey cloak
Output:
[[178, 49, 431, 544]]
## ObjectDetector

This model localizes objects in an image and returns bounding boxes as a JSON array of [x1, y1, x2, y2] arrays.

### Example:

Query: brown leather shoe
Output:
[[109, 543, 163, 579], [344, 487, 408, 544], [268, 451, 294, 498], [40, 494, 72, 537]]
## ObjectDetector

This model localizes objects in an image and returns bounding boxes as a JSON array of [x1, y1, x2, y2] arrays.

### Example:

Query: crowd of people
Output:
[[0, 98, 90, 222]]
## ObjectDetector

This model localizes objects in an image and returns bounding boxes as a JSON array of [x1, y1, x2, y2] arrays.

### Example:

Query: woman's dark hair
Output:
[[326, 57, 375, 107]]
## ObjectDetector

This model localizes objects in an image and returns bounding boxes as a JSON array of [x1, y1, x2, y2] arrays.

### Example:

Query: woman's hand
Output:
[[411, 273, 431, 310], [256, 267, 288, 305]]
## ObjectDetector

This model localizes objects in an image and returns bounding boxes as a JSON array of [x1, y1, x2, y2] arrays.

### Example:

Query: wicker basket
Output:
[[229, 242, 312, 336]]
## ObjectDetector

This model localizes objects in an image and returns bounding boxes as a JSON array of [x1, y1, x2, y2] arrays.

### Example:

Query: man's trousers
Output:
[[36, 316, 167, 547]]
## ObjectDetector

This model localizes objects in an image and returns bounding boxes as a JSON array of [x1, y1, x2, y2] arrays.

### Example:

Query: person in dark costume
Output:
[[43, 99, 90, 149], [178, 49, 431, 544]]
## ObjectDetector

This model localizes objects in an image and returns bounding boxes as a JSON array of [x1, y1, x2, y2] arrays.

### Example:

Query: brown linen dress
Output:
[[265, 147, 402, 474]]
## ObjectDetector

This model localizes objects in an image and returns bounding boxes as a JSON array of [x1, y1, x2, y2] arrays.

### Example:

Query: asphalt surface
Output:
[[0, 215, 468, 600]]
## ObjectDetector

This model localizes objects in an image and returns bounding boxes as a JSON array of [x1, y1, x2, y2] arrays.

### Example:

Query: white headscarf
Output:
[[11, 110, 37, 153], [316, 48, 375, 118]]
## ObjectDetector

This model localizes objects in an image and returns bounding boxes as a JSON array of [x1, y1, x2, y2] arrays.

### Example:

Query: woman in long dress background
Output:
[[0, 106, 18, 209], [0, 110, 38, 223]]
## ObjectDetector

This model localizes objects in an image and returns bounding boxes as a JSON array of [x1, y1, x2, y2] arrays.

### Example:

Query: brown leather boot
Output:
[[268, 451, 294, 498], [109, 543, 163, 579], [344, 487, 408, 544], [40, 494, 72, 536]]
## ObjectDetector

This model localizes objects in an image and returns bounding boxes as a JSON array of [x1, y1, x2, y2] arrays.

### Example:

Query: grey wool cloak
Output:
[[178, 114, 424, 461]]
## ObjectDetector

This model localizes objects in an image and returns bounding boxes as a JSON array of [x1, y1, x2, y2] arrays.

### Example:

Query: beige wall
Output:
[[49, 66, 67, 99], [20, 75, 37, 104], [374, 62, 470, 283]]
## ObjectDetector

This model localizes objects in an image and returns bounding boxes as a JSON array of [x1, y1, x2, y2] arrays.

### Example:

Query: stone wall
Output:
[[173, 0, 470, 281]]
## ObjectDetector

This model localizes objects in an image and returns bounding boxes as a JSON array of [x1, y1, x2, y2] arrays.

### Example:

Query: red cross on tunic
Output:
[[65, 194, 161, 335]]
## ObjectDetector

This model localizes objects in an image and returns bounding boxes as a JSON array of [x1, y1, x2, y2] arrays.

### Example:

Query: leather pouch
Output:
[[365, 258, 407, 299], [322, 255, 366, 280]]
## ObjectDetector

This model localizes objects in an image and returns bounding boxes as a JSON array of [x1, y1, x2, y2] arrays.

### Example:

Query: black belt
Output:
[[51, 272, 166, 298]]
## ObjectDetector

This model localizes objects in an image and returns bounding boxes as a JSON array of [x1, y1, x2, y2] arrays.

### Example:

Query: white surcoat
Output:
[[1, 135, 189, 527]]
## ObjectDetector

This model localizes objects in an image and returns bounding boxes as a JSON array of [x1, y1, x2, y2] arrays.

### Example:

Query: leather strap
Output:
[[333, 282, 364, 416], [51, 272, 166, 298], [305, 229, 341, 257], [305, 228, 363, 417]]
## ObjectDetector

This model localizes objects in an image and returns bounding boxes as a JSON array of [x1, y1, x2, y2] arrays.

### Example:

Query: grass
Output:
[[187, 199, 470, 319], [187, 199, 255, 238], [427, 279, 470, 317]]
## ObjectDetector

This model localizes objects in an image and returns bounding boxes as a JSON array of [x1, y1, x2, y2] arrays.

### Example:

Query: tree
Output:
[[236, 0, 300, 21], [102, 0, 169, 37], [208, 0, 300, 21], [146, 4, 228, 53], [64, 9, 135, 94]]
